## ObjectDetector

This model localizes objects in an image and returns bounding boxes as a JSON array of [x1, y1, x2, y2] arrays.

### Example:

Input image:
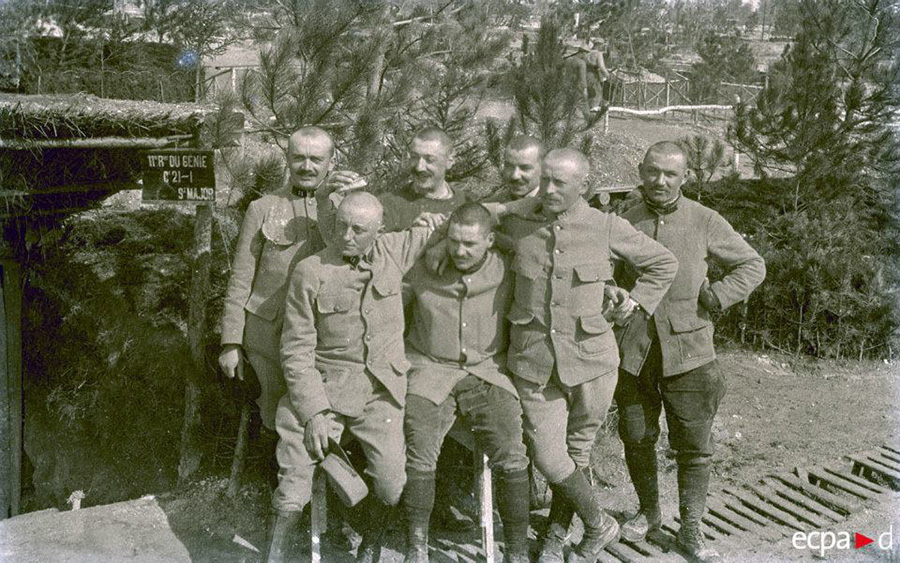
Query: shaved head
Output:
[[289, 126, 334, 158], [544, 148, 590, 182], [643, 141, 686, 166], [411, 126, 453, 152], [507, 135, 542, 154], [339, 191, 383, 224]]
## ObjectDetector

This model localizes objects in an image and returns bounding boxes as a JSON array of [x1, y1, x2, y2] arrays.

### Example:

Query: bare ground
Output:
[[2, 349, 897, 562]]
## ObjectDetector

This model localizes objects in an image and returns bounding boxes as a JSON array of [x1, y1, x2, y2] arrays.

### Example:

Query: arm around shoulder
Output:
[[608, 214, 678, 315]]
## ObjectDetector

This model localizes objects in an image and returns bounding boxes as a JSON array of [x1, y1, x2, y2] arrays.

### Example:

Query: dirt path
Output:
[[2, 351, 897, 562]]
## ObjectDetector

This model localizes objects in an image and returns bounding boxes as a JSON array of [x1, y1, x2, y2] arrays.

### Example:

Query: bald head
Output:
[[335, 191, 384, 257], [540, 148, 591, 215], [544, 148, 590, 182]]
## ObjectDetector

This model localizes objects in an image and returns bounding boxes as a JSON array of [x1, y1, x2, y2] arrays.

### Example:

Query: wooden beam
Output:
[[0, 135, 193, 149], [0, 260, 22, 519], [0, 181, 140, 198]]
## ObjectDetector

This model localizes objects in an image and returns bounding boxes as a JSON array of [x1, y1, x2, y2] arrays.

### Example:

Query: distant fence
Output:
[[606, 71, 763, 110]]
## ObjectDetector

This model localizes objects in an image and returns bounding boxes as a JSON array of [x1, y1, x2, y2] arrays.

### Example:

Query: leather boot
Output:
[[620, 444, 662, 543], [551, 469, 619, 563], [355, 497, 394, 563], [262, 509, 302, 563], [497, 468, 531, 563], [536, 482, 575, 563], [403, 470, 435, 563], [675, 455, 720, 563]]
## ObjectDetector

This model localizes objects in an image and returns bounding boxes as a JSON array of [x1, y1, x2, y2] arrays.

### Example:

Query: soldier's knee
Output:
[[372, 471, 406, 506]]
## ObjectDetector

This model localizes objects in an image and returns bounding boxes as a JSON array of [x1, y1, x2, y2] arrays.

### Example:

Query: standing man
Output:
[[267, 192, 445, 563], [614, 142, 765, 562], [402, 203, 531, 563], [502, 148, 678, 563], [380, 127, 469, 232], [565, 39, 610, 116], [220, 127, 359, 431]]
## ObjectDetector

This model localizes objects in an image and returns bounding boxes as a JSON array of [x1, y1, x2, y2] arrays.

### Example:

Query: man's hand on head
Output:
[[411, 212, 447, 232]]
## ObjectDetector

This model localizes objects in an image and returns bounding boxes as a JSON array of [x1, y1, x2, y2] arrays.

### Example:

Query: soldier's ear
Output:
[[486, 231, 496, 248]]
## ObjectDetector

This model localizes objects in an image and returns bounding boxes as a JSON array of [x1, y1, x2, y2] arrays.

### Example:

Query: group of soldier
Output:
[[219, 125, 766, 563]]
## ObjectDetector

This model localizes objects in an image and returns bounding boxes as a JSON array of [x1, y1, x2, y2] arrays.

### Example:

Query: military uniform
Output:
[[614, 195, 765, 548], [220, 188, 326, 429], [402, 248, 531, 559], [502, 198, 677, 483], [379, 184, 469, 232], [273, 225, 438, 513]]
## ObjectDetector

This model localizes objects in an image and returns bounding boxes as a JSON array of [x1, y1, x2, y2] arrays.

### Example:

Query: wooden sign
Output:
[[141, 149, 216, 202]]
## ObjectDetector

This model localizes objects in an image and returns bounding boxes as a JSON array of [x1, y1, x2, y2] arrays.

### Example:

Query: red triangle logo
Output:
[[855, 533, 874, 549]]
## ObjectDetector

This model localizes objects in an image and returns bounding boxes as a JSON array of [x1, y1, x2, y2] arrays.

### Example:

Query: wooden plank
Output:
[[874, 448, 900, 466], [863, 452, 900, 474], [722, 488, 807, 531], [476, 449, 495, 563], [821, 465, 889, 494], [881, 444, 900, 456], [878, 445, 900, 460], [762, 478, 844, 522], [850, 454, 900, 483], [747, 483, 832, 528], [806, 468, 878, 500], [606, 541, 648, 563], [700, 510, 747, 537], [595, 549, 621, 563], [706, 495, 783, 540], [310, 468, 327, 563], [771, 473, 859, 514], [0, 260, 23, 519]]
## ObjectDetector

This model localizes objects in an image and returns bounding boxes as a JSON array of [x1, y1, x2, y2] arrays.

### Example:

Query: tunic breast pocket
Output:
[[316, 291, 357, 346]]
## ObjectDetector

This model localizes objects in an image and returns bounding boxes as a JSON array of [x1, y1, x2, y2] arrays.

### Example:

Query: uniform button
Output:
[[365, 335, 372, 341], [466, 278, 472, 283], [461, 347, 467, 353], [554, 249, 561, 254], [555, 225, 561, 230], [660, 220, 665, 225], [552, 301, 560, 306], [462, 322, 467, 327], [550, 328, 557, 334], [364, 309, 371, 314]]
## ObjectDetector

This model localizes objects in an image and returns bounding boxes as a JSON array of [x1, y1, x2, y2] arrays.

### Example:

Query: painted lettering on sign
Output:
[[141, 149, 216, 202]]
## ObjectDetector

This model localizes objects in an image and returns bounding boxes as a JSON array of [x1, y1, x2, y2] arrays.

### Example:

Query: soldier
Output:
[[614, 142, 765, 562], [379, 127, 469, 232], [218, 127, 362, 432], [565, 39, 610, 115], [501, 148, 678, 563], [491, 134, 543, 202], [402, 203, 530, 563], [266, 191, 446, 563]]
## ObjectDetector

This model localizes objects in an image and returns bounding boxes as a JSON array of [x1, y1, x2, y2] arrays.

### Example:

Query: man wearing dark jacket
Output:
[[615, 142, 766, 562]]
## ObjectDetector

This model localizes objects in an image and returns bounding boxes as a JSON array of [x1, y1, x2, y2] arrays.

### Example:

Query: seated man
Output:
[[267, 191, 446, 563], [401, 203, 531, 563]]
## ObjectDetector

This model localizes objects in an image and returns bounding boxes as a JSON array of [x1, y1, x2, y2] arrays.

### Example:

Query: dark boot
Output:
[[403, 470, 435, 563], [552, 469, 619, 563], [675, 456, 720, 563], [355, 497, 394, 563], [620, 445, 662, 543], [497, 468, 531, 563], [262, 509, 302, 563], [536, 482, 575, 563]]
